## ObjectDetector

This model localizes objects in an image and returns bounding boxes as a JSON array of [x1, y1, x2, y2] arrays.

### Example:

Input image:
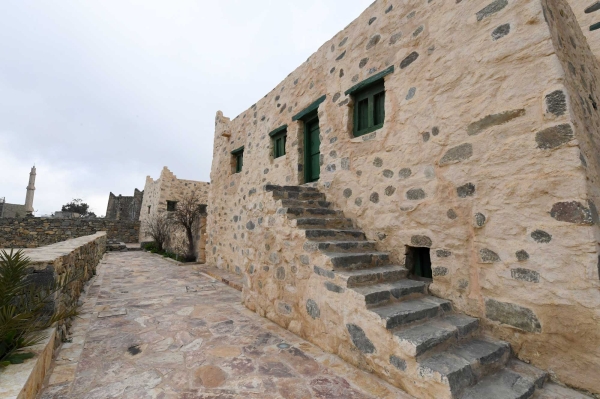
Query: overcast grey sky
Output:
[[0, 0, 372, 216]]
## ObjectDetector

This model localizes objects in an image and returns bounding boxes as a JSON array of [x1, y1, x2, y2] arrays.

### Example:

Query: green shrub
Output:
[[0, 250, 79, 367], [142, 242, 159, 252]]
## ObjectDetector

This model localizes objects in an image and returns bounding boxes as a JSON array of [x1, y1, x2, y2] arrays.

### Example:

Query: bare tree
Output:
[[144, 212, 172, 252], [171, 191, 207, 261]]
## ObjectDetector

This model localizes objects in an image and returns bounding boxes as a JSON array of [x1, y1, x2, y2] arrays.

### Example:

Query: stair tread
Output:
[[372, 296, 452, 329], [506, 360, 547, 389], [532, 382, 594, 399], [353, 279, 426, 295], [460, 369, 536, 399], [326, 251, 390, 258], [420, 338, 510, 376], [336, 265, 408, 278]]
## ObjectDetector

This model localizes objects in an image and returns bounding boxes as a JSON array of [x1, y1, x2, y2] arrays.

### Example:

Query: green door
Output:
[[305, 116, 321, 182]]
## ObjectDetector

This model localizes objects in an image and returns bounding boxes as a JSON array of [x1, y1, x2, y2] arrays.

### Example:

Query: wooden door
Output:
[[305, 116, 321, 182]]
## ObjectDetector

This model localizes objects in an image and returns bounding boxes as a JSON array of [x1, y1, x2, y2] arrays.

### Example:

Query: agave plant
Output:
[[0, 249, 80, 367]]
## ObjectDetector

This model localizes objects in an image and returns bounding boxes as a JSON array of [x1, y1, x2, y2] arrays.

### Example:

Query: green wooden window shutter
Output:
[[231, 146, 244, 173], [353, 80, 386, 137], [236, 153, 243, 172]]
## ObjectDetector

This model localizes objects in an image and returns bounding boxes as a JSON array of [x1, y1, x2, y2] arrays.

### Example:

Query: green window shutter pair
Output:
[[353, 80, 386, 137], [269, 125, 287, 159]]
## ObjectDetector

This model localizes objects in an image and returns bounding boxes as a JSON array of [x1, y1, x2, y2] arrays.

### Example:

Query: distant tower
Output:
[[24, 166, 36, 215]]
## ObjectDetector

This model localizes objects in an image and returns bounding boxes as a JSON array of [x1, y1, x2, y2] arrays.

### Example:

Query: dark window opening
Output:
[[353, 80, 386, 137], [147, 205, 151, 214], [166, 201, 177, 212], [407, 247, 432, 279]]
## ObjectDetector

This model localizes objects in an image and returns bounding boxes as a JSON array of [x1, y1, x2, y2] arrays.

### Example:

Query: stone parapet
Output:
[[18, 233, 107, 341], [0, 218, 139, 248]]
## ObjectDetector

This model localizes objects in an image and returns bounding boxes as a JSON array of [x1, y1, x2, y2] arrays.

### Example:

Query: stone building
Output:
[[206, 0, 600, 397], [105, 189, 144, 221], [139, 166, 210, 261], [0, 166, 36, 218]]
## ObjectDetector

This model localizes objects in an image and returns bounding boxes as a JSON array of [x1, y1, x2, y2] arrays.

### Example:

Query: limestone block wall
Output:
[[206, 0, 600, 393], [0, 218, 139, 248], [20, 233, 106, 341], [138, 167, 210, 260]]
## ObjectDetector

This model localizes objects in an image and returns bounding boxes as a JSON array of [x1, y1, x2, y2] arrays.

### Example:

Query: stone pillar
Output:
[[24, 166, 36, 215]]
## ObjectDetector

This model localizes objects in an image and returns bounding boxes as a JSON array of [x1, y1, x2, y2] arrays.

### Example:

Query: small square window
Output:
[[353, 80, 386, 137], [166, 201, 177, 212]]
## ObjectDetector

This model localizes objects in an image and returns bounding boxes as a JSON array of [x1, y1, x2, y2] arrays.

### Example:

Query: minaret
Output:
[[24, 166, 36, 215]]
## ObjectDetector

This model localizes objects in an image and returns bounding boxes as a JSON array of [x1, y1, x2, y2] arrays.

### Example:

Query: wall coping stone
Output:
[[0, 327, 56, 399]]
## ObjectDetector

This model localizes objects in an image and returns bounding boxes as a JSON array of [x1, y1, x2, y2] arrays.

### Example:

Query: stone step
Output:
[[280, 207, 343, 218], [506, 360, 548, 390], [372, 296, 452, 330], [531, 382, 594, 399], [336, 265, 409, 287], [304, 229, 367, 242], [418, 338, 511, 398], [326, 252, 390, 270], [460, 369, 536, 399], [312, 241, 378, 253], [273, 190, 326, 201], [280, 199, 332, 209], [296, 217, 354, 229], [352, 279, 427, 306], [265, 184, 319, 193], [393, 314, 479, 357]]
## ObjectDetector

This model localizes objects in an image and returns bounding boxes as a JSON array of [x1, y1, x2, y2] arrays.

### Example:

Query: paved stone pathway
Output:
[[39, 252, 413, 399]]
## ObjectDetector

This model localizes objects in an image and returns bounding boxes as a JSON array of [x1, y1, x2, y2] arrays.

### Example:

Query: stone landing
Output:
[[38, 252, 412, 399]]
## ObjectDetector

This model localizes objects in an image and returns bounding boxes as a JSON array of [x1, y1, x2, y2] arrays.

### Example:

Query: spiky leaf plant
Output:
[[0, 249, 80, 367]]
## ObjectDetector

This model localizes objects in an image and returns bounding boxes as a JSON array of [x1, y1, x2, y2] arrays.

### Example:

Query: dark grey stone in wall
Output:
[[457, 183, 476, 198], [411, 235, 432, 247], [485, 298, 542, 333], [390, 355, 406, 371], [476, 0, 509, 22], [545, 90, 567, 116], [400, 52, 419, 69], [535, 124, 574, 149], [440, 143, 473, 165], [492, 23, 511, 40], [306, 299, 320, 319], [346, 324, 376, 354], [480, 248, 501, 263], [511, 268, 540, 283], [406, 189, 426, 200], [550, 201, 594, 225], [467, 109, 525, 136], [531, 230, 552, 243], [516, 250, 530, 261]]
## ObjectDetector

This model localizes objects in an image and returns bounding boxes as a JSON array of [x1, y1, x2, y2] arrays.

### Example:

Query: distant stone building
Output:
[[139, 167, 210, 261], [206, 0, 600, 397], [105, 189, 144, 221], [0, 166, 36, 218]]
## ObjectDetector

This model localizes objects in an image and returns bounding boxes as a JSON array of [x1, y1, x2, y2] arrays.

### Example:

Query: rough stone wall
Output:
[[21, 233, 106, 341], [105, 189, 144, 221], [207, 0, 600, 393], [0, 202, 27, 218], [138, 167, 210, 260], [566, 0, 600, 60], [0, 218, 139, 248]]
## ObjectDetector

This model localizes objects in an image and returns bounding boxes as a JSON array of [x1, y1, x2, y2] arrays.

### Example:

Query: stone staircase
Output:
[[265, 184, 574, 399]]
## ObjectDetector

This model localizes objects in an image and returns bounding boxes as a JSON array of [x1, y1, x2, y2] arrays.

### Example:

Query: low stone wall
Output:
[[0, 218, 139, 248], [19, 232, 107, 340]]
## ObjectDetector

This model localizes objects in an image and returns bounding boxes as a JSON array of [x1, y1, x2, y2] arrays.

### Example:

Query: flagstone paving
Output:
[[39, 252, 413, 399]]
